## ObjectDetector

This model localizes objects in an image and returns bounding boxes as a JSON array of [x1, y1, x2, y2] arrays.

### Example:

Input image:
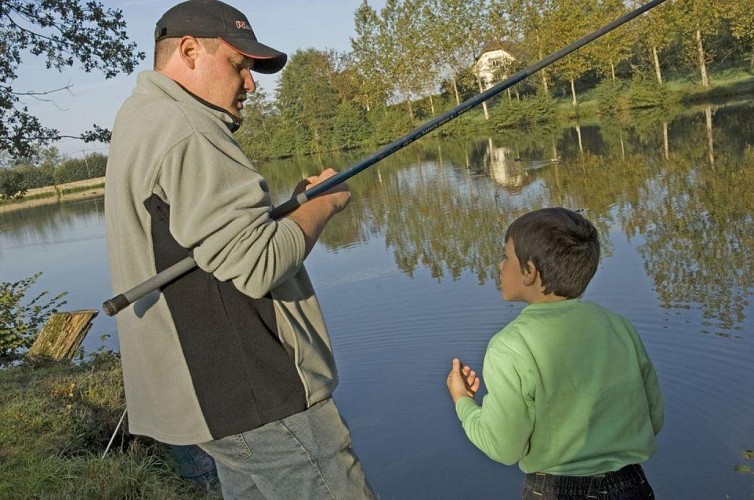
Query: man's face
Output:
[[194, 41, 256, 119]]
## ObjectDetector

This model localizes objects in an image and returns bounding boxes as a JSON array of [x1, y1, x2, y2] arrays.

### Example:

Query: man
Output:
[[104, 1, 374, 498]]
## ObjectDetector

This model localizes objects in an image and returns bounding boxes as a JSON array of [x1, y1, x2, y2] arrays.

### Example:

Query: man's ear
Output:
[[177, 36, 201, 69], [522, 260, 537, 286]]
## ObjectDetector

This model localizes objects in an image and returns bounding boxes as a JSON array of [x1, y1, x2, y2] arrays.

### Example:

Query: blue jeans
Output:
[[197, 398, 375, 499], [522, 464, 654, 499]]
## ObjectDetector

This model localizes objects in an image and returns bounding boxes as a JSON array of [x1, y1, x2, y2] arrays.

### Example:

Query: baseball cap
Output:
[[155, 0, 287, 74]]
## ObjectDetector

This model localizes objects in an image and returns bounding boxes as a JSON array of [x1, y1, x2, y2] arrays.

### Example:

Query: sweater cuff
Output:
[[455, 396, 479, 421]]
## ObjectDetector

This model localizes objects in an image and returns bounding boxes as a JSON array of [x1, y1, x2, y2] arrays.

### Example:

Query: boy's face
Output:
[[499, 238, 528, 302]]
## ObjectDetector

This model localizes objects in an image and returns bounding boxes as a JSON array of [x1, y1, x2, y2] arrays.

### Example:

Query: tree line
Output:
[[2, 0, 753, 186], [0, 150, 107, 200], [236, 0, 754, 161]]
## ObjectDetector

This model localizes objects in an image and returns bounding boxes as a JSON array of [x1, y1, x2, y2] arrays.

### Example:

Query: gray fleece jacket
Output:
[[105, 71, 337, 445]]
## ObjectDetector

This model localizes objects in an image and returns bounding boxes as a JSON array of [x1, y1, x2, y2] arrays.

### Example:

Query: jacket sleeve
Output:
[[455, 342, 535, 465], [156, 131, 306, 298]]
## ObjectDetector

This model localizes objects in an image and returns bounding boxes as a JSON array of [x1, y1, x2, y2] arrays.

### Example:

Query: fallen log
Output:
[[27, 309, 99, 360]]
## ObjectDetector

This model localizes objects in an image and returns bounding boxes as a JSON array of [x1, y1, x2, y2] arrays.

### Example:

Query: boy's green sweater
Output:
[[455, 299, 664, 475]]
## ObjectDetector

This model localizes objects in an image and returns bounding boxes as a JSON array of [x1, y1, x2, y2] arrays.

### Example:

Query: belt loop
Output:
[[586, 474, 605, 499], [534, 472, 547, 496]]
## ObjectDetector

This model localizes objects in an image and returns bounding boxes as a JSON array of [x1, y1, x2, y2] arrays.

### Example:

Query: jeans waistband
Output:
[[525, 464, 647, 497]]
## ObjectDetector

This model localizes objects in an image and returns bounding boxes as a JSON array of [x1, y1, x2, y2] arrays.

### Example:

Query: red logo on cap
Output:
[[235, 21, 251, 30]]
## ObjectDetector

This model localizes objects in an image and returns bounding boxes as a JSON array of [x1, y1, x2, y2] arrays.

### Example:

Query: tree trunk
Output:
[[406, 98, 414, 120], [477, 76, 489, 120], [696, 29, 709, 88], [610, 61, 616, 81], [452, 77, 461, 106], [429, 94, 435, 116], [652, 46, 663, 85], [570, 79, 578, 109], [537, 33, 549, 93]]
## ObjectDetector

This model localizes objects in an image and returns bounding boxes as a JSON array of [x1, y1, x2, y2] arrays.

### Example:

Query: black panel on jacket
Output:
[[144, 194, 306, 438]]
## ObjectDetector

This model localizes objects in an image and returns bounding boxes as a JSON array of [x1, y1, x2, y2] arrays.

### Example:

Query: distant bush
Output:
[[15, 163, 56, 190], [491, 91, 557, 130], [627, 72, 669, 109], [0, 168, 26, 199], [53, 153, 107, 184], [595, 79, 627, 114]]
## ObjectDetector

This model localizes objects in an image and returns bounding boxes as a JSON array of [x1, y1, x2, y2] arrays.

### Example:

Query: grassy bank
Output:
[[0, 355, 218, 499]]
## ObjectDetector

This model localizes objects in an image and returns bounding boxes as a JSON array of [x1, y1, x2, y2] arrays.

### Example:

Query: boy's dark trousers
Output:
[[522, 464, 654, 499]]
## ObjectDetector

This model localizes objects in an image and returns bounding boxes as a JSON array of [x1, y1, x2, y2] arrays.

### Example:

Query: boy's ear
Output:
[[522, 260, 537, 286]]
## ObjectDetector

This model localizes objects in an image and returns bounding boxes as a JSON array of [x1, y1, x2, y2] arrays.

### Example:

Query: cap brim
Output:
[[219, 36, 287, 74]]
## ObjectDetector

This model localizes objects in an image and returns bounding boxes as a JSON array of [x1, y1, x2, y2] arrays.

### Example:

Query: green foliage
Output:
[[627, 72, 669, 109], [0, 273, 67, 364], [333, 101, 372, 150], [14, 163, 56, 190], [594, 78, 627, 114], [0, 1, 145, 160], [276, 49, 340, 155], [0, 167, 27, 199], [368, 107, 416, 146], [491, 91, 558, 130], [53, 153, 107, 184]]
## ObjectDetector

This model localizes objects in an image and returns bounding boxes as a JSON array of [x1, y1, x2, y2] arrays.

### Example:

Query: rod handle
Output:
[[103, 294, 130, 317]]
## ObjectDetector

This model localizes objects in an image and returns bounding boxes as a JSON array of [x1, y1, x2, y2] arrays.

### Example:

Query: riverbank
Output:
[[0, 355, 218, 499], [0, 177, 105, 214]]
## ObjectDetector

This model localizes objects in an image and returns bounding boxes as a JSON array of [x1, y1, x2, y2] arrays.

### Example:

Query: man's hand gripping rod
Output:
[[102, 0, 667, 316]]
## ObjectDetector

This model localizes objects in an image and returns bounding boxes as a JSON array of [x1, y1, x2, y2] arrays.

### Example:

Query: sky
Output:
[[14, 0, 385, 158]]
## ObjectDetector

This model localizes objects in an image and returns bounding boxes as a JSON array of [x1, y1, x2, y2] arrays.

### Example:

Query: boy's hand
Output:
[[446, 358, 480, 404]]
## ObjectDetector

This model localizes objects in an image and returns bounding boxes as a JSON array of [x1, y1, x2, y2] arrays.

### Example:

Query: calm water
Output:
[[1, 101, 753, 499]]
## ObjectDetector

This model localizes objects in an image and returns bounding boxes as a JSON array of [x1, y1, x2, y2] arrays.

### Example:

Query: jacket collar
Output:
[[140, 71, 242, 133]]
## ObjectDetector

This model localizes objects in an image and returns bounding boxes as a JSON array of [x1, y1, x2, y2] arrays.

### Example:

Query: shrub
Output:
[[0, 168, 26, 199], [53, 153, 107, 184], [627, 72, 669, 109], [595, 79, 627, 114]]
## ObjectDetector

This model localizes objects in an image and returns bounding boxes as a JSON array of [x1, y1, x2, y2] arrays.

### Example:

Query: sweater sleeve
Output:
[[641, 350, 664, 435], [454, 342, 535, 465], [157, 131, 306, 298], [625, 319, 664, 436]]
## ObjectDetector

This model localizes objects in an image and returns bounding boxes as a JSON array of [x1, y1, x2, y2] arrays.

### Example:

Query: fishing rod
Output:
[[102, 0, 668, 317]]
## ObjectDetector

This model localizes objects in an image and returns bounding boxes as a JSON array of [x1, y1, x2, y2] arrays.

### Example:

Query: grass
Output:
[[0, 354, 219, 499]]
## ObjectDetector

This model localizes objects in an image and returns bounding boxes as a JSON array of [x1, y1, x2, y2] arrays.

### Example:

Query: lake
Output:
[[1, 100, 753, 499]]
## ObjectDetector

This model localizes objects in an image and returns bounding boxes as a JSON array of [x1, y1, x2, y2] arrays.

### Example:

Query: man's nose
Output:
[[244, 69, 256, 93]]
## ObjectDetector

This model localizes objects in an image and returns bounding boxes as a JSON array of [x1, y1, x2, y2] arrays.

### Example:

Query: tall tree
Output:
[[549, 0, 599, 109], [350, 0, 392, 112], [722, 0, 754, 68], [275, 49, 340, 155], [591, 0, 633, 81], [672, 0, 725, 88], [426, 0, 493, 106], [630, 0, 678, 84], [0, 0, 144, 160], [497, 0, 559, 94]]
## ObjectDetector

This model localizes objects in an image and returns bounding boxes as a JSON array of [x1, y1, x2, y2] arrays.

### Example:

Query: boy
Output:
[[446, 207, 663, 499]]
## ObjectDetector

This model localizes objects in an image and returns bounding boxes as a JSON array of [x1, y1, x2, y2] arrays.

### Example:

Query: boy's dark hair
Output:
[[505, 207, 600, 299]]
